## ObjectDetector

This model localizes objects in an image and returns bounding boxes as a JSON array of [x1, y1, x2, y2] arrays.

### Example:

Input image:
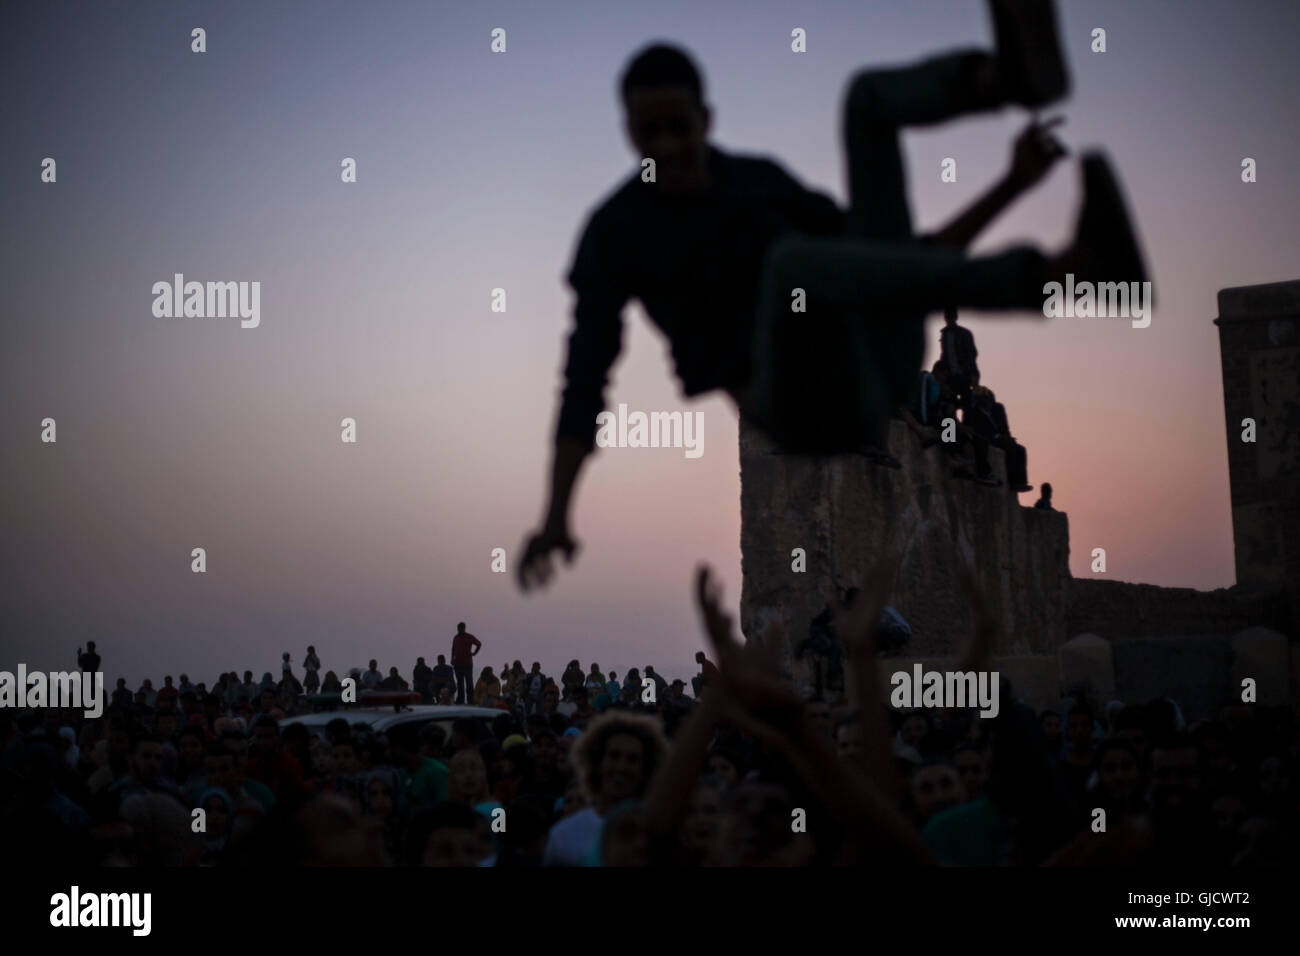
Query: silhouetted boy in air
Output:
[[520, 0, 1148, 591]]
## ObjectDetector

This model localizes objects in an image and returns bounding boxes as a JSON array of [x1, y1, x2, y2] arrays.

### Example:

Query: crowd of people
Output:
[[3, 567, 1295, 867]]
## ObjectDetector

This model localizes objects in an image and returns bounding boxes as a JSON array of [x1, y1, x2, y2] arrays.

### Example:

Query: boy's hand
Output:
[[1008, 116, 1067, 190], [517, 524, 580, 591]]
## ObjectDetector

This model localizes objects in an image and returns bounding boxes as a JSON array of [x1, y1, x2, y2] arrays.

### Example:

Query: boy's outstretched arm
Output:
[[518, 211, 628, 592], [924, 117, 1067, 251], [518, 437, 588, 590]]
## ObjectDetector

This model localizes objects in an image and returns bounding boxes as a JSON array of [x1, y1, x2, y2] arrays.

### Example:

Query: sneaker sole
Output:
[[1080, 151, 1153, 308], [989, 0, 1070, 107]]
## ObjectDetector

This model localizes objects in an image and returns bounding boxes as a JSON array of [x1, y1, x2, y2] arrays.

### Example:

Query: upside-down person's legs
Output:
[[839, 51, 1006, 460], [747, 154, 1149, 456], [843, 51, 1007, 241], [748, 234, 1047, 455], [819, 1, 1069, 454]]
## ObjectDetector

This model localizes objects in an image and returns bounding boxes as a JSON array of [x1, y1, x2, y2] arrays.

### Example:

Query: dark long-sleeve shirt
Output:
[[556, 145, 845, 449]]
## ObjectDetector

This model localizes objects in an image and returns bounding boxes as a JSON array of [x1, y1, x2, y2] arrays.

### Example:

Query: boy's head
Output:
[[620, 43, 711, 195]]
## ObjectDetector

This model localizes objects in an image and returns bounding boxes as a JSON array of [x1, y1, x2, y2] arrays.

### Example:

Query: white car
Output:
[[281, 704, 508, 741]]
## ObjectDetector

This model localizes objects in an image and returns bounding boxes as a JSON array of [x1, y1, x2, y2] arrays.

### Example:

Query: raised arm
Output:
[[838, 551, 907, 803], [692, 564, 932, 864], [643, 569, 738, 838], [923, 117, 1067, 251], [518, 208, 629, 592]]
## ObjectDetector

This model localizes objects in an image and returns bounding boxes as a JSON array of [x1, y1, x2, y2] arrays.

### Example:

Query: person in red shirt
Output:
[[693, 651, 719, 699], [450, 622, 482, 705]]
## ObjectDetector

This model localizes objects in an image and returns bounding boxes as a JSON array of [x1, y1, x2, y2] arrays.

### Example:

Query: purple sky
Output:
[[2, 0, 1298, 686]]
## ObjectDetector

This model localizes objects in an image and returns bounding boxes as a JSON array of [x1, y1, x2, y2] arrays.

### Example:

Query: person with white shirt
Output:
[[543, 712, 668, 866]]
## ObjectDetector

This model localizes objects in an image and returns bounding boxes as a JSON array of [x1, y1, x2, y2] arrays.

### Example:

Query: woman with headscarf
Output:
[[197, 787, 234, 865], [561, 660, 585, 696], [474, 666, 501, 706]]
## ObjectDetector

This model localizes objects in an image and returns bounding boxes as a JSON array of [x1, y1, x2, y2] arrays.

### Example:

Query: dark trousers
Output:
[[454, 665, 472, 705], [748, 51, 1046, 454]]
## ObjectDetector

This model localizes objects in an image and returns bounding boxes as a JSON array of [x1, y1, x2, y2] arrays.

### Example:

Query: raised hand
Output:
[[694, 565, 803, 727], [1008, 115, 1068, 190]]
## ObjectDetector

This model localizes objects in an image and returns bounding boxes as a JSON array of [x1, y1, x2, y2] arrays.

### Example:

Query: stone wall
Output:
[[738, 415, 1294, 713], [738, 415, 1072, 692], [1067, 578, 1291, 641]]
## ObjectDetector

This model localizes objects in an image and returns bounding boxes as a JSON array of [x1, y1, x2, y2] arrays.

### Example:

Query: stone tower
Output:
[[1215, 279, 1300, 626]]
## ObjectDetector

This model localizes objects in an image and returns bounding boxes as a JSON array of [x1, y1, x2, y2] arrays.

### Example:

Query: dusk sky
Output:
[[3, 0, 1298, 686]]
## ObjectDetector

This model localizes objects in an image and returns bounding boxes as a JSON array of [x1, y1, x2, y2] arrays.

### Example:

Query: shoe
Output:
[[1072, 152, 1152, 305], [988, 0, 1070, 107]]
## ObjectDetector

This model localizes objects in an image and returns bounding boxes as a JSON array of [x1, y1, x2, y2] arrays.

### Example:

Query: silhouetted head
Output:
[[457, 622, 466, 633], [1041, 482, 1053, 499], [944, 307, 958, 327], [620, 43, 711, 196]]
